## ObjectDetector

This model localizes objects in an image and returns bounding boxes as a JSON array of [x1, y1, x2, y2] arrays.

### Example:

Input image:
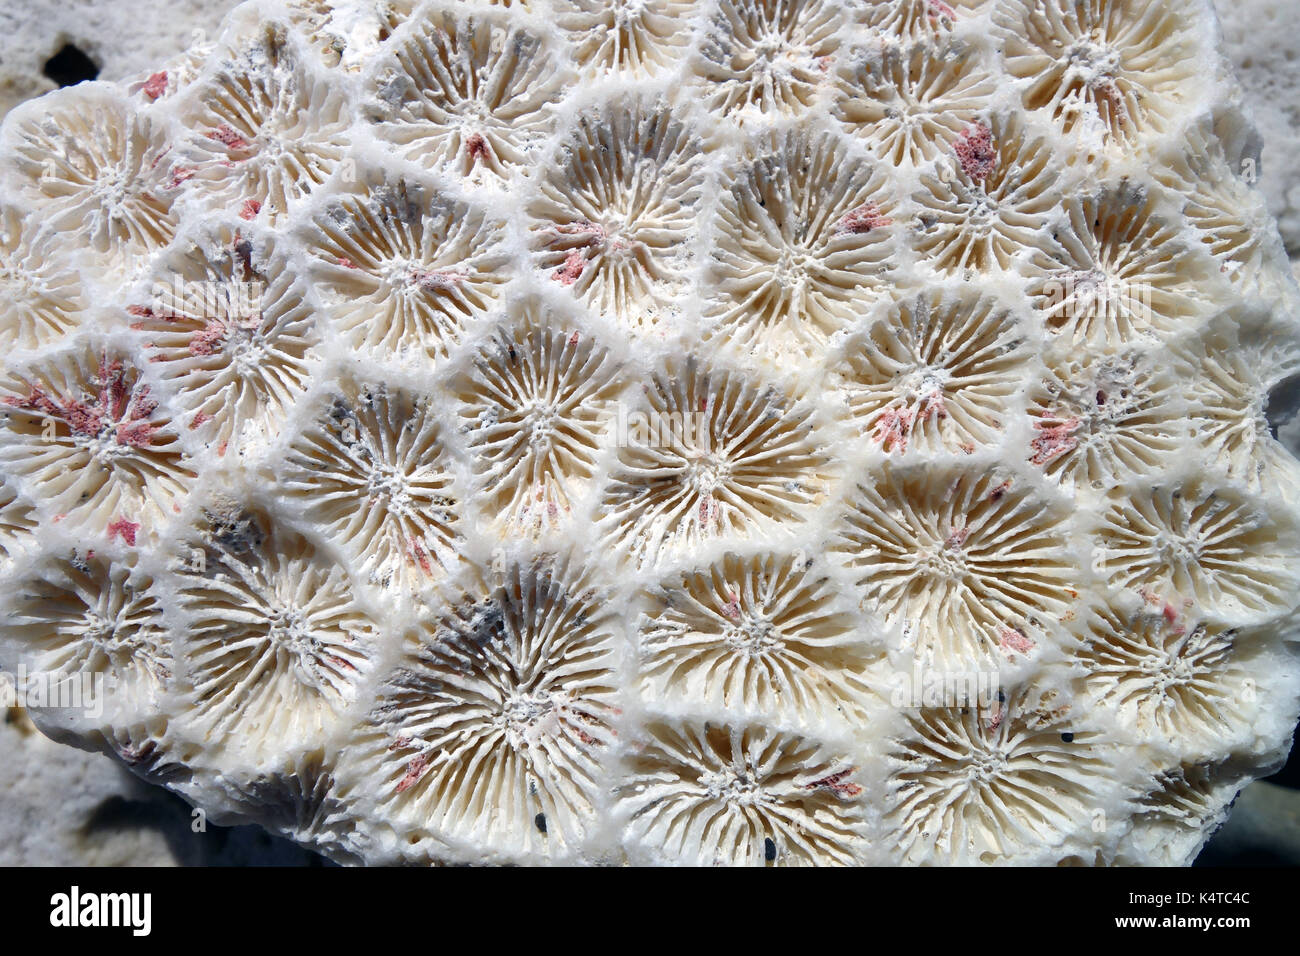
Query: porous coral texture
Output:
[[0, 0, 1299, 868]]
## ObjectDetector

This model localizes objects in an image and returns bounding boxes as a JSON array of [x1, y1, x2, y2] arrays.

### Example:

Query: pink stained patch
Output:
[[128, 304, 183, 327], [928, 0, 957, 20], [837, 202, 893, 234], [239, 199, 261, 221], [720, 591, 742, 622], [410, 536, 433, 575], [412, 269, 466, 292], [955, 122, 996, 184], [115, 421, 156, 447], [1094, 79, 1131, 129], [999, 626, 1035, 656], [805, 769, 864, 799], [115, 382, 158, 447], [917, 390, 947, 424], [873, 405, 916, 453], [465, 133, 490, 164], [189, 320, 227, 356], [698, 494, 714, 525], [553, 249, 586, 285], [1030, 418, 1080, 466], [944, 526, 969, 550], [108, 517, 141, 546], [207, 124, 249, 151], [107, 361, 130, 419], [7, 357, 159, 447], [190, 411, 211, 430], [8, 385, 98, 438], [395, 753, 429, 794], [986, 703, 1004, 733], [143, 71, 168, 101]]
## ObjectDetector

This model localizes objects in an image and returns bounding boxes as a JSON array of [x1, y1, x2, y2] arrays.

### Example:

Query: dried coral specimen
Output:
[[2, 554, 171, 704], [838, 287, 1028, 455], [5, 90, 177, 265], [304, 177, 507, 359], [620, 721, 865, 865], [833, 41, 996, 167], [1184, 333, 1296, 489], [1026, 352, 1185, 493], [862, 0, 984, 40], [1078, 605, 1253, 751], [132, 229, 317, 452], [222, 754, 361, 861], [558, 0, 696, 77], [348, 555, 617, 857], [0, 349, 193, 541], [288, 0, 414, 71], [1123, 762, 1236, 865], [456, 313, 621, 532], [1155, 114, 1282, 298], [696, 0, 840, 121], [1097, 485, 1297, 620], [106, 722, 190, 785], [529, 103, 702, 328], [996, 0, 1198, 148], [637, 551, 876, 725], [912, 113, 1061, 273], [834, 467, 1074, 666], [176, 511, 376, 758], [0, 207, 85, 352], [183, 38, 351, 222], [706, 127, 896, 356], [0, 0, 1297, 869], [887, 689, 1108, 864], [602, 360, 830, 568], [371, 8, 564, 180], [1029, 183, 1209, 351], [278, 380, 459, 590], [1136, 762, 1224, 822]]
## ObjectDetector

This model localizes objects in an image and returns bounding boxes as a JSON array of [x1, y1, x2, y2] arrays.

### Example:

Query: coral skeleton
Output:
[[0, 0, 1299, 867]]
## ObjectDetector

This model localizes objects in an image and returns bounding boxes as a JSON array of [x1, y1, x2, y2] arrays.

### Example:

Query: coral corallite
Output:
[[1, 0, 1299, 867]]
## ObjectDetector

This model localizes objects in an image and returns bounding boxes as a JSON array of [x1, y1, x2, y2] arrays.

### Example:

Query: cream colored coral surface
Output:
[[1, 0, 1299, 866]]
